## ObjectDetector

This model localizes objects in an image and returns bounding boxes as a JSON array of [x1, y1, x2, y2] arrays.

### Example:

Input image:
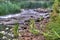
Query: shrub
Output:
[[17, 1, 52, 9], [0, 1, 20, 15]]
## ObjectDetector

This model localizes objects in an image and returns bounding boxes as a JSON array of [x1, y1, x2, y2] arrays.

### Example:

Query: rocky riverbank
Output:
[[0, 9, 51, 26], [0, 9, 51, 40]]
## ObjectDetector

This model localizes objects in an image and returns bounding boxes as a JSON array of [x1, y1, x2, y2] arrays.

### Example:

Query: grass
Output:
[[29, 18, 40, 35], [43, 11, 60, 40], [42, 0, 60, 40], [13, 23, 19, 38]]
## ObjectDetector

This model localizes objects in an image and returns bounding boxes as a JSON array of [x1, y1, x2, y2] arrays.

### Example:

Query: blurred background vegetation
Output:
[[0, 0, 54, 15]]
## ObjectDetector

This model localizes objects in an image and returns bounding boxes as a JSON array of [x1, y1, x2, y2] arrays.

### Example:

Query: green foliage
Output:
[[29, 28, 40, 35], [0, 0, 6, 2], [0, 33, 3, 38], [0, 1, 20, 15], [0, 25, 5, 31], [43, 19, 60, 40], [13, 23, 19, 38], [16, 1, 52, 9], [52, 0, 59, 13], [29, 18, 40, 35], [43, 0, 60, 40], [42, 15, 60, 40]]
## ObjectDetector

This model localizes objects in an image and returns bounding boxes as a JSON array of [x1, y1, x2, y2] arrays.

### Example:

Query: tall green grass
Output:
[[43, 0, 60, 40], [13, 23, 19, 38], [29, 18, 40, 35]]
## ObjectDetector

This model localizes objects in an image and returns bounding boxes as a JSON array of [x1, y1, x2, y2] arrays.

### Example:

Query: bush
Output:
[[16, 1, 51, 9], [0, 1, 20, 16]]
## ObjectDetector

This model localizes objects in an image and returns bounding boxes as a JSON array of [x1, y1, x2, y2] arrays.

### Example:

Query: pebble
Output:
[[0, 9, 51, 40], [5, 28, 9, 30], [0, 31, 5, 34], [2, 36, 7, 39]]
